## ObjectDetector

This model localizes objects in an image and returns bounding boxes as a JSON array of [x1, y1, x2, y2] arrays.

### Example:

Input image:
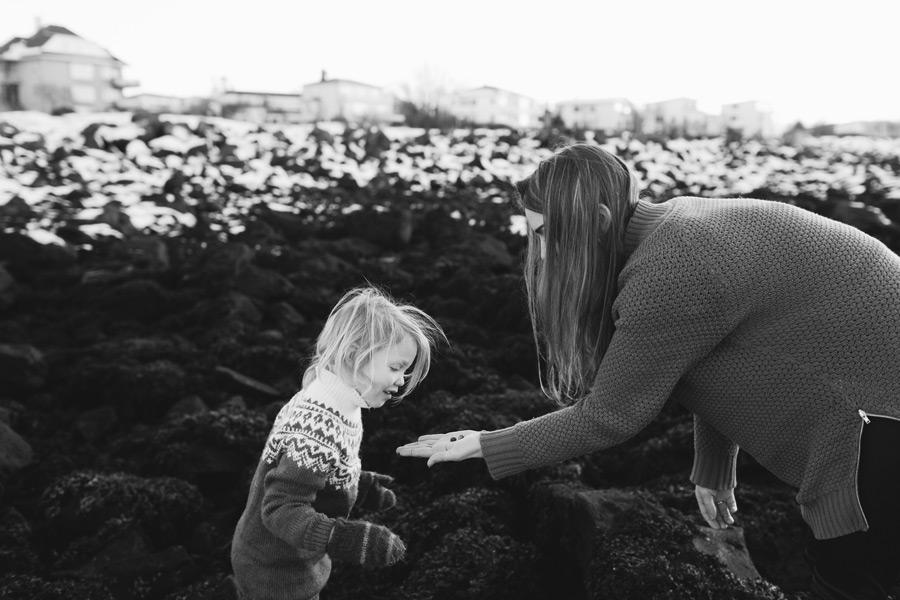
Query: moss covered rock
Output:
[[37, 470, 205, 555]]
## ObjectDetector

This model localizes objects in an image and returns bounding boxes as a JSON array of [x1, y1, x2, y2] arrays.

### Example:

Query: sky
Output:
[[1, 0, 898, 129]]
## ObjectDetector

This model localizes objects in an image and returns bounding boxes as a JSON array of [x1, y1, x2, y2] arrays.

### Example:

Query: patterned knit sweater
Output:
[[481, 197, 900, 540], [231, 370, 365, 600]]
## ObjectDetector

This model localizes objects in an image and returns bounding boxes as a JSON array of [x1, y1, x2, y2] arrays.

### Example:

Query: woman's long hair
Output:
[[515, 142, 639, 405]]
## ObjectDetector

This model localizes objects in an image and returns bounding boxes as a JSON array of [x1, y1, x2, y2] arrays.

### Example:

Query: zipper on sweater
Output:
[[853, 413, 870, 531], [853, 409, 900, 531], [858, 409, 900, 424]]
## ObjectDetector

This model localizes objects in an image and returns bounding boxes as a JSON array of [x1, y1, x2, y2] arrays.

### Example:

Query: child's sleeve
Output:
[[260, 455, 335, 556]]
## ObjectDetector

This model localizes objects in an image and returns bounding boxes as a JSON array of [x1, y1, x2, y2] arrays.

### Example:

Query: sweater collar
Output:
[[306, 368, 369, 415], [623, 199, 676, 259]]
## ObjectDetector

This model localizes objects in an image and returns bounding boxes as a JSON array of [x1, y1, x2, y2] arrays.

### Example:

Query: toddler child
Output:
[[227, 286, 445, 600]]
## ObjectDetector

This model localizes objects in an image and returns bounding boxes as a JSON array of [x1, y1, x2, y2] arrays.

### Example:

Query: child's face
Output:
[[356, 336, 417, 408]]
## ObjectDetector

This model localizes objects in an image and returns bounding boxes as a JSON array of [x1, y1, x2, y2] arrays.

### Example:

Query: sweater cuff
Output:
[[690, 451, 738, 490], [307, 513, 336, 553], [480, 426, 530, 479]]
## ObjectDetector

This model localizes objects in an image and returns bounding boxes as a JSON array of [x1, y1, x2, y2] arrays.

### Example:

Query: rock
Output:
[[694, 525, 761, 580], [166, 292, 263, 330], [165, 395, 209, 421], [0, 573, 114, 600], [84, 545, 197, 600], [109, 235, 170, 270], [0, 196, 36, 229], [0, 506, 39, 574], [0, 421, 34, 479], [0, 344, 47, 395], [455, 232, 514, 270], [96, 202, 138, 237], [0, 264, 17, 310], [255, 329, 285, 344], [65, 359, 187, 423], [197, 242, 254, 279], [214, 366, 280, 398], [527, 484, 786, 599], [235, 264, 295, 300], [74, 406, 119, 442], [38, 470, 205, 553], [95, 279, 171, 322]]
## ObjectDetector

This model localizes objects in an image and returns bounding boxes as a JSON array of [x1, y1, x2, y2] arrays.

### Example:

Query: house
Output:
[[116, 93, 207, 115], [0, 24, 137, 113], [832, 121, 900, 138], [641, 97, 716, 137], [721, 100, 775, 138], [448, 86, 544, 129], [555, 98, 636, 135], [217, 90, 314, 124], [301, 73, 399, 123]]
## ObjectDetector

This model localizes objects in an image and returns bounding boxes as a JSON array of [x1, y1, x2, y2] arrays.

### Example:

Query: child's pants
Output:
[[805, 416, 900, 599]]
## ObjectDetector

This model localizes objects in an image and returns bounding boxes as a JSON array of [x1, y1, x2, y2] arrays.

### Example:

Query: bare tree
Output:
[[401, 64, 456, 120]]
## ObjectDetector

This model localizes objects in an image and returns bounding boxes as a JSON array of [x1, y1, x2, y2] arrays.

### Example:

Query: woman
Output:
[[397, 142, 900, 599]]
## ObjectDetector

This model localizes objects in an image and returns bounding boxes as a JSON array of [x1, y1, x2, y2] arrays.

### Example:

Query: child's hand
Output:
[[695, 484, 737, 529], [357, 471, 397, 511], [328, 518, 406, 567], [396, 430, 483, 467]]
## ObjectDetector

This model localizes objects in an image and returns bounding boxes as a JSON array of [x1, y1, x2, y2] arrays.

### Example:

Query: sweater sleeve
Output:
[[260, 454, 335, 555], [483, 234, 740, 479], [691, 414, 739, 490]]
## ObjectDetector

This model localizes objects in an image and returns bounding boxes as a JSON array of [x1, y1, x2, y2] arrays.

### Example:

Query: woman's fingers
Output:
[[396, 441, 438, 458], [701, 497, 720, 528], [695, 486, 737, 529], [727, 497, 739, 514], [397, 431, 482, 466]]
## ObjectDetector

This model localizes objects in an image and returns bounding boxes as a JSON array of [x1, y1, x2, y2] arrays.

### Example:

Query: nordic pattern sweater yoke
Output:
[[481, 197, 900, 540], [231, 370, 366, 600]]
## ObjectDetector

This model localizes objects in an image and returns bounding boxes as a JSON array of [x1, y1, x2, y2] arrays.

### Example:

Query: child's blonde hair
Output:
[[303, 286, 446, 401]]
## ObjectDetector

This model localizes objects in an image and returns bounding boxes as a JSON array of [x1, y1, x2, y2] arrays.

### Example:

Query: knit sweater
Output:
[[481, 197, 900, 540], [231, 370, 365, 600]]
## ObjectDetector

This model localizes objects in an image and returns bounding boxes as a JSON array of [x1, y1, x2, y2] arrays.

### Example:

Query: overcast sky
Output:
[[2, 0, 898, 128]]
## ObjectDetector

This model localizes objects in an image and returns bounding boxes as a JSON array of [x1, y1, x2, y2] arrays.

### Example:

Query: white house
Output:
[[832, 121, 900, 138], [116, 93, 207, 115], [0, 24, 137, 113], [641, 97, 716, 137], [301, 73, 399, 123], [556, 98, 636, 134], [721, 100, 775, 138], [217, 90, 314, 124], [448, 86, 544, 129]]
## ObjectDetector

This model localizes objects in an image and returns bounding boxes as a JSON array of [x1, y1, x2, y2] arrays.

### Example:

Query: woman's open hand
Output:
[[396, 430, 483, 467]]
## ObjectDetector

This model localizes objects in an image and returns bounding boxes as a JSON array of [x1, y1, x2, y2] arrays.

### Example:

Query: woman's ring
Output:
[[715, 501, 725, 505]]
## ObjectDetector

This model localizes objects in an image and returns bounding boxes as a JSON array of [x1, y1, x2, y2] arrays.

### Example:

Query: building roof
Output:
[[305, 77, 382, 89], [461, 85, 533, 98], [23, 25, 79, 48], [0, 36, 25, 55], [0, 24, 123, 63], [224, 90, 303, 97], [556, 97, 633, 106], [645, 97, 697, 106]]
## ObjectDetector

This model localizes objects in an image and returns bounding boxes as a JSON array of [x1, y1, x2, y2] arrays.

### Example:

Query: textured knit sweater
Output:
[[481, 197, 900, 540], [231, 370, 365, 600]]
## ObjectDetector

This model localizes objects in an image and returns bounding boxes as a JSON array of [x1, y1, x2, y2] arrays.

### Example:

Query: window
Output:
[[2, 83, 21, 109]]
